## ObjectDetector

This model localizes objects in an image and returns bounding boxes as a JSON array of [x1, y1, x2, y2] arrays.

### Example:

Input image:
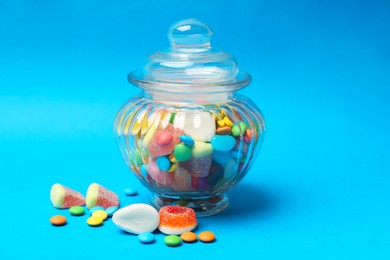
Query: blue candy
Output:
[[230, 149, 243, 159], [156, 156, 170, 171], [213, 150, 230, 165], [211, 135, 236, 151], [124, 187, 138, 196], [138, 232, 155, 244], [179, 135, 195, 146], [89, 206, 105, 215], [140, 164, 148, 177], [105, 206, 118, 217]]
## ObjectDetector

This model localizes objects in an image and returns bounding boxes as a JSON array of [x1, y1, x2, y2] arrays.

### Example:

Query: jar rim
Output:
[[128, 70, 251, 94]]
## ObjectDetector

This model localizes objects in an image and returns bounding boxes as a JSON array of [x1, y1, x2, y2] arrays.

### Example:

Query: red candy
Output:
[[158, 206, 197, 235]]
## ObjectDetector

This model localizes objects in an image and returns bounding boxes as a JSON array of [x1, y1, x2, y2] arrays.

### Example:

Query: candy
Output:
[[89, 206, 105, 214], [164, 235, 182, 246], [86, 183, 119, 209], [112, 204, 160, 234], [180, 232, 197, 243], [134, 149, 143, 166], [124, 187, 138, 196], [138, 232, 155, 244], [92, 210, 108, 220], [173, 111, 215, 142], [143, 124, 184, 158], [223, 116, 233, 127], [198, 231, 216, 242], [224, 158, 237, 179], [156, 131, 173, 146], [50, 215, 67, 226], [211, 135, 236, 151], [216, 126, 232, 135], [173, 144, 192, 162], [147, 158, 174, 186], [179, 135, 194, 146], [212, 150, 230, 165], [87, 216, 103, 227], [50, 183, 85, 209], [140, 164, 148, 177], [239, 121, 247, 133], [172, 167, 192, 192], [180, 141, 213, 177], [156, 156, 171, 171], [230, 149, 244, 159], [105, 206, 118, 217], [191, 176, 209, 190], [217, 119, 225, 127], [244, 129, 252, 144], [69, 206, 85, 216], [158, 206, 197, 235], [232, 124, 241, 137]]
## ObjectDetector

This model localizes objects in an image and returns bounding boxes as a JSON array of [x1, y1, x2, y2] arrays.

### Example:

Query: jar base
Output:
[[151, 193, 229, 217]]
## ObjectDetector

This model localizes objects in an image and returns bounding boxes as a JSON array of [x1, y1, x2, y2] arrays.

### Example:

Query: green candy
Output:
[[69, 206, 85, 216], [164, 235, 182, 246], [239, 121, 247, 133], [169, 113, 176, 124], [232, 124, 241, 137], [174, 144, 192, 162]]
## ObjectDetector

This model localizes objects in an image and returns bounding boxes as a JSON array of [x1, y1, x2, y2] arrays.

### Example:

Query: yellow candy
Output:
[[217, 119, 226, 127], [224, 117, 233, 127], [87, 216, 103, 226], [168, 163, 178, 172], [168, 153, 178, 163], [92, 210, 108, 220], [131, 122, 142, 135]]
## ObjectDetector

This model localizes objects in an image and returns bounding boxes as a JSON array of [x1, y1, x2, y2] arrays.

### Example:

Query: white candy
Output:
[[112, 204, 160, 234], [173, 111, 215, 142]]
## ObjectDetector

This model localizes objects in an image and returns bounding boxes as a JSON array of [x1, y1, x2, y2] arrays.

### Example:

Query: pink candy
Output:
[[156, 131, 173, 146]]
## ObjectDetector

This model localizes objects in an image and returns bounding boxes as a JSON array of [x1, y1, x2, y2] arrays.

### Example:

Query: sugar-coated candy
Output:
[[138, 232, 155, 244], [232, 124, 241, 137], [179, 135, 194, 146], [174, 143, 192, 162], [112, 204, 160, 234], [156, 130, 173, 146], [244, 129, 253, 144], [86, 183, 119, 209], [156, 156, 171, 171], [180, 141, 213, 177], [158, 206, 197, 235], [50, 215, 67, 226], [216, 126, 232, 135], [143, 124, 184, 158], [89, 206, 105, 214], [164, 235, 182, 246], [124, 187, 138, 196], [105, 206, 118, 217], [211, 135, 236, 151], [147, 158, 174, 186], [87, 216, 103, 227], [69, 206, 85, 216], [173, 111, 215, 142], [50, 183, 85, 209], [223, 116, 233, 127], [198, 231, 216, 242], [92, 209, 108, 220], [180, 232, 197, 243]]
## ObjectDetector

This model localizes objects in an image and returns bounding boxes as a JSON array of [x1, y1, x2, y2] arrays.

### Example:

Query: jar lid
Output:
[[128, 19, 251, 93]]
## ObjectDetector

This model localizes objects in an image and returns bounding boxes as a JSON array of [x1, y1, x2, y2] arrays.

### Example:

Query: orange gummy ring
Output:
[[158, 206, 197, 235]]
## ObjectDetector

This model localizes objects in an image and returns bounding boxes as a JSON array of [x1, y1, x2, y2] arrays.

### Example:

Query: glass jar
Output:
[[114, 19, 265, 216]]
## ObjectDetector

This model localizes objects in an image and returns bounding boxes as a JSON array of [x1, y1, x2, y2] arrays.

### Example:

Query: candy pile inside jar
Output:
[[124, 104, 256, 198]]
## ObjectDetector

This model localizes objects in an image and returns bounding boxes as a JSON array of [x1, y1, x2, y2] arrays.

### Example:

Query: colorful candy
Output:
[[112, 204, 160, 234], [124, 187, 138, 196], [181, 141, 213, 177], [50, 215, 67, 226], [105, 206, 118, 217], [211, 135, 236, 151], [173, 143, 192, 162], [179, 135, 194, 146], [158, 206, 197, 235], [198, 231, 216, 242], [92, 210, 108, 220], [180, 231, 197, 243], [155, 131, 173, 146], [138, 232, 155, 244], [156, 156, 171, 171], [86, 183, 119, 209], [69, 206, 85, 216], [50, 183, 85, 209], [89, 206, 105, 214], [173, 111, 215, 142], [164, 235, 182, 246], [87, 216, 103, 227]]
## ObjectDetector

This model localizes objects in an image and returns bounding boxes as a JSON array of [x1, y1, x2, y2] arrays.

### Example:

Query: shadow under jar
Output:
[[114, 19, 265, 217]]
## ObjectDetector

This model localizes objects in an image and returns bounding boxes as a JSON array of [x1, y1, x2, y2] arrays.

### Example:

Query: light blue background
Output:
[[1, 0, 389, 259]]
